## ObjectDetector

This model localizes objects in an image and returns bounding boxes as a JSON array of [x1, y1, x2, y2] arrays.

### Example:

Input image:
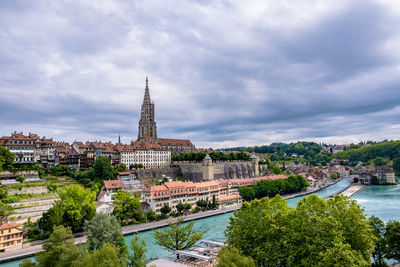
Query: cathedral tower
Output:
[[138, 77, 158, 142]]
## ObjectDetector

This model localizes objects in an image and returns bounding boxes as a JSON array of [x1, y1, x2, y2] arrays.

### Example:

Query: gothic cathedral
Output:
[[137, 77, 158, 142]]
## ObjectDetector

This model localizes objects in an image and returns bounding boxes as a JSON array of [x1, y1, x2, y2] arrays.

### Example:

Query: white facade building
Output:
[[116, 142, 170, 169]]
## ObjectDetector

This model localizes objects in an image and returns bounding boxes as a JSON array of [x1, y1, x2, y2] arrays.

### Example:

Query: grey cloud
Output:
[[1, 0, 400, 147]]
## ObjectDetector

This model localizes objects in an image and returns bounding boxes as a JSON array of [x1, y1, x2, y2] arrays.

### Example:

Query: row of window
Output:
[[1, 233, 22, 240], [15, 158, 35, 162], [1, 240, 21, 247], [11, 140, 34, 144], [9, 146, 34, 150]]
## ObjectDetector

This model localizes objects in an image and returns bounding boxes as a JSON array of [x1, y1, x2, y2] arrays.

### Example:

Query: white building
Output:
[[0, 132, 38, 164], [116, 141, 170, 169]]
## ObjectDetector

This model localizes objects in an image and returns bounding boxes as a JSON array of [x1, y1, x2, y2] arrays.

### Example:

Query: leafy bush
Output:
[[16, 176, 25, 183]]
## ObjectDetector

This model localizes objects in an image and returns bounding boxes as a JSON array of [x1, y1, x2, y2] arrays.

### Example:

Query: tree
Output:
[[216, 246, 256, 267], [72, 243, 123, 267], [0, 201, 13, 224], [16, 176, 25, 183], [393, 156, 400, 175], [153, 217, 206, 254], [176, 202, 185, 214], [37, 203, 64, 233], [84, 213, 126, 255], [196, 200, 208, 210], [225, 194, 375, 266], [317, 238, 369, 267], [93, 156, 114, 180], [370, 216, 387, 266], [160, 204, 171, 215], [374, 157, 386, 167], [115, 163, 127, 172], [0, 187, 7, 200], [128, 236, 148, 267], [385, 220, 400, 261], [38, 185, 96, 233], [30, 225, 81, 267], [58, 185, 96, 232], [183, 203, 191, 213], [0, 146, 15, 171], [112, 190, 142, 223], [211, 195, 217, 209]]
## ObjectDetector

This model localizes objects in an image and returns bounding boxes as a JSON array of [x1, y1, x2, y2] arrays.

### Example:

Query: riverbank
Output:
[[0, 178, 344, 263]]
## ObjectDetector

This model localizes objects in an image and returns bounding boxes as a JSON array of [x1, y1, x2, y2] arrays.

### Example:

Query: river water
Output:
[[2, 178, 400, 266]]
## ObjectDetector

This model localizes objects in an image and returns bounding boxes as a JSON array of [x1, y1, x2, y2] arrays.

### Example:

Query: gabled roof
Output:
[[158, 138, 195, 147], [0, 222, 22, 231], [104, 180, 126, 189], [116, 141, 164, 152]]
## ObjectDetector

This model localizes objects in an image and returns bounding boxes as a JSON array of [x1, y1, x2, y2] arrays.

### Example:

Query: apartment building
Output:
[[0, 223, 23, 252], [0, 132, 37, 164], [116, 141, 171, 169], [143, 175, 288, 213], [36, 137, 57, 167]]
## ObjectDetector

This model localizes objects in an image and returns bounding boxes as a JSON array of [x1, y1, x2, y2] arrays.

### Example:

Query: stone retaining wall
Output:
[[0, 170, 39, 178], [8, 186, 49, 195]]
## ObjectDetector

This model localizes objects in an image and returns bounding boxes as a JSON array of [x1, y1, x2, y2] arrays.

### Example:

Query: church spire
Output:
[[137, 76, 157, 142], [143, 76, 151, 104]]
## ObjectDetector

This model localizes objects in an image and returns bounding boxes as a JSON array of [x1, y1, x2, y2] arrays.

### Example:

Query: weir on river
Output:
[[2, 178, 400, 266]]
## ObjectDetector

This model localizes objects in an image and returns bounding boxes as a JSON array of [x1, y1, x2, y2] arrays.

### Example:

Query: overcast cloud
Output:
[[1, 0, 400, 148]]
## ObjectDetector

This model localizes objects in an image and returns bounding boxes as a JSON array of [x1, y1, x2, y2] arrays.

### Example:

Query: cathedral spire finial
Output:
[[145, 76, 148, 88]]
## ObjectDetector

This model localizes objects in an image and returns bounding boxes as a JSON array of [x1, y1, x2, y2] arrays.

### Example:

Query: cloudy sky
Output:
[[1, 0, 400, 148]]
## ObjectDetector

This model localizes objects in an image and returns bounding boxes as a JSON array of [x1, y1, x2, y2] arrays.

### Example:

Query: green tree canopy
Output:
[[128, 236, 148, 267], [22, 225, 81, 267], [216, 246, 256, 267], [385, 220, 400, 261], [225, 194, 375, 266], [38, 185, 96, 233], [153, 217, 206, 253], [84, 213, 126, 255], [160, 203, 172, 215], [93, 156, 114, 180], [0, 146, 15, 171], [112, 190, 142, 223], [0, 201, 13, 224], [393, 156, 400, 175], [238, 187, 255, 202], [72, 243, 122, 267], [369, 216, 387, 266]]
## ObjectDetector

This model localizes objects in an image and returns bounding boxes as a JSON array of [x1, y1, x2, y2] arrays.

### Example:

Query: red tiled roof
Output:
[[158, 138, 194, 147], [217, 194, 242, 202], [0, 222, 22, 231], [116, 141, 164, 152], [145, 175, 290, 199], [104, 180, 125, 189]]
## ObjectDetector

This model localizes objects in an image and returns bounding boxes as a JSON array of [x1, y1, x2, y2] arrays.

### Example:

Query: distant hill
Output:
[[336, 140, 400, 162]]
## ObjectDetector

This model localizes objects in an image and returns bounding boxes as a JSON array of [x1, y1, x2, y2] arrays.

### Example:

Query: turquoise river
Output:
[[2, 178, 400, 266]]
